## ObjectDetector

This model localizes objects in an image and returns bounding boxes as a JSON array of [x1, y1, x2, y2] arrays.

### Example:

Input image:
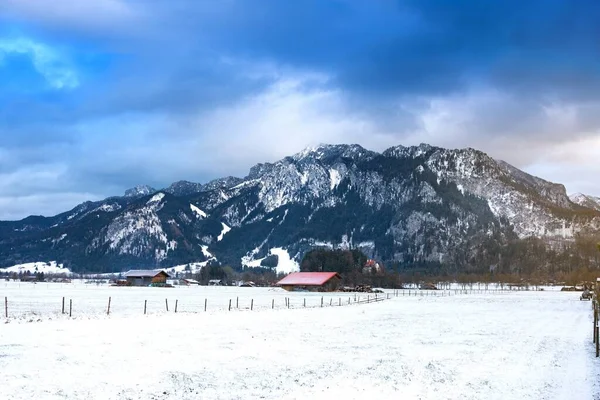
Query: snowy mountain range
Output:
[[0, 143, 599, 275]]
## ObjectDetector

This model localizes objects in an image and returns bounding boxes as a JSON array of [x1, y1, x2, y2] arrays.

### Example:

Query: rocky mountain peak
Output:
[[165, 181, 204, 196], [124, 185, 156, 198], [292, 143, 375, 163], [570, 193, 600, 211]]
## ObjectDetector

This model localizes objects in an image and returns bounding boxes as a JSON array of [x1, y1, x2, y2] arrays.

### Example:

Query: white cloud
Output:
[[0, 163, 68, 196], [0, 37, 78, 89], [180, 75, 397, 173]]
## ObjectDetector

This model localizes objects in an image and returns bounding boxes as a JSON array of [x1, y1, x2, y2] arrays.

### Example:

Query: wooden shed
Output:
[[277, 272, 342, 292], [124, 269, 170, 287]]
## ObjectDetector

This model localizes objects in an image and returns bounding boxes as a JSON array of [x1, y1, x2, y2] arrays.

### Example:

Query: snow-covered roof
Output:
[[124, 269, 170, 278]]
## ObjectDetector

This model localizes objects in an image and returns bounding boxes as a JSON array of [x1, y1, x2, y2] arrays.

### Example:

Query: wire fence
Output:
[[0, 286, 520, 322]]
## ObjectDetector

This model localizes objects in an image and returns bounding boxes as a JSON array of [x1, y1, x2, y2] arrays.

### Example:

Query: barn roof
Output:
[[277, 272, 341, 286], [124, 269, 171, 278]]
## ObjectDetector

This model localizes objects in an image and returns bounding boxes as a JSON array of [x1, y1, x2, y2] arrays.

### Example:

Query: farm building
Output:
[[277, 272, 342, 292], [20, 275, 38, 282], [124, 270, 170, 287]]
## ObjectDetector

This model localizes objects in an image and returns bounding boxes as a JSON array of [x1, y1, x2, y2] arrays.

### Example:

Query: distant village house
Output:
[[362, 259, 382, 274], [124, 270, 170, 287]]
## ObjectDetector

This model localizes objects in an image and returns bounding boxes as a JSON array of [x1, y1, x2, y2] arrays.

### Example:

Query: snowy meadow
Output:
[[0, 286, 598, 399]]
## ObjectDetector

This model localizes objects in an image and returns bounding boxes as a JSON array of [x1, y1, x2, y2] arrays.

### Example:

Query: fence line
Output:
[[0, 288, 518, 321]]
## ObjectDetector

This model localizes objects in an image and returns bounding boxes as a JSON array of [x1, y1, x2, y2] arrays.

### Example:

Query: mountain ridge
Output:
[[1, 143, 599, 275]]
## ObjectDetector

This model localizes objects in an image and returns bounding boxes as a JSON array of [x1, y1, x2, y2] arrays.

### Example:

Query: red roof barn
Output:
[[277, 272, 342, 292]]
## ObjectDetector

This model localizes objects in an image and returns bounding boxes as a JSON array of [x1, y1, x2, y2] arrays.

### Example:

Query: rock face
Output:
[[0, 143, 599, 274]]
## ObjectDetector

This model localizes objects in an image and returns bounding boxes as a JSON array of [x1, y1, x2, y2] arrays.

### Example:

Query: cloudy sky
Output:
[[1, 0, 599, 220]]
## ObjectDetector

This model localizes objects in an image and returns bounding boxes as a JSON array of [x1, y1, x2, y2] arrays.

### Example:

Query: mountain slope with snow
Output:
[[0, 261, 71, 275]]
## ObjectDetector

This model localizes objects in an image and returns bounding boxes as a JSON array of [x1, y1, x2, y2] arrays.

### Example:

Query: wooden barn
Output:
[[124, 269, 170, 287], [277, 272, 342, 292]]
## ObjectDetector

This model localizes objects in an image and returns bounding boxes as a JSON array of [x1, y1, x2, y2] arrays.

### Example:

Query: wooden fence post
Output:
[[229, 299, 231, 311], [595, 305, 598, 344], [321, 297, 323, 307], [165, 299, 169, 312], [303, 298, 306, 308], [107, 297, 111, 315], [251, 299, 254, 311], [272, 299, 274, 309], [204, 298, 207, 312], [144, 300, 147, 315], [62, 297, 65, 314], [4, 296, 7, 318], [338, 298, 341, 306], [236, 297, 239, 309], [69, 299, 72, 317], [596, 326, 599, 357], [330, 298, 332, 306], [175, 300, 178, 313]]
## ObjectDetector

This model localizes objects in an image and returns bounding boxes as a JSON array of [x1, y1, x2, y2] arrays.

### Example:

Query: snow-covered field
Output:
[[0, 289, 597, 399]]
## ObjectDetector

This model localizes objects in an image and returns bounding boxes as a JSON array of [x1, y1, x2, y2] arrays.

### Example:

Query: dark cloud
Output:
[[159, 0, 600, 99]]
